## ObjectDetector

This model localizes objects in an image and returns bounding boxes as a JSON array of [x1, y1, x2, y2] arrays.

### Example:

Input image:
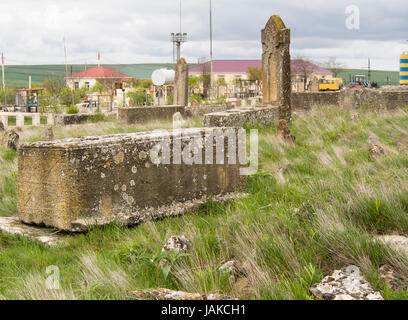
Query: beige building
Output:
[[189, 59, 333, 94]]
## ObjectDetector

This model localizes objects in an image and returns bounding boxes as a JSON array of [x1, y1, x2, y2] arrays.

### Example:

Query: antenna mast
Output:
[[63, 37, 68, 78], [1, 52, 5, 90], [171, 0, 187, 63], [209, 0, 213, 98]]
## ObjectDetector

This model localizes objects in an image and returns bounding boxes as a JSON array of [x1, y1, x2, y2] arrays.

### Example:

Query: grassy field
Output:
[[1, 107, 408, 300]]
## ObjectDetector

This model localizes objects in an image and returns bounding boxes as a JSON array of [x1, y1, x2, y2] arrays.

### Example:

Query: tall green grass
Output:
[[1, 107, 408, 299]]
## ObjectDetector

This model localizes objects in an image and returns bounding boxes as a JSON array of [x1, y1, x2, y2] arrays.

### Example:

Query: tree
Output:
[[43, 78, 65, 96], [293, 56, 316, 91], [127, 89, 153, 106], [90, 82, 108, 94], [216, 78, 226, 86], [323, 57, 346, 77], [127, 79, 152, 89], [189, 77, 199, 89], [247, 67, 262, 83], [0, 88, 16, 105]]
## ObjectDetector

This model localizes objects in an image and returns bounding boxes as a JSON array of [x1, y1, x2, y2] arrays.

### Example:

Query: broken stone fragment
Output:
[[369, 144, 384, 157], [378, 265, 405, 290], [162, 236, 192, 253], [219, 260, 247, 279], [130, 288, 237, 301], [2, 129, 19, 151], [310, 265, 384, 300], [41, 126, 54, 141], [377, 235, 408, 256], [0, 216, 64, 246], [277, 119, 295, 144], [351, 113, 360, 121]]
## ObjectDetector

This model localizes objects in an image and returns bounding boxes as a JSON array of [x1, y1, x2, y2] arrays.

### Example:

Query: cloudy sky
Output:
[[0, 0, 407, 70]]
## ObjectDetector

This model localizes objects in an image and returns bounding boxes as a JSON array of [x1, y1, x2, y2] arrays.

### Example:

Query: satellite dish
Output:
[[152, 69, 175, 86]]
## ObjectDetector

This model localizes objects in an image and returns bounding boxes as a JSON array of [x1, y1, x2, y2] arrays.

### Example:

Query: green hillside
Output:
[[337, 69, 400, 86], [2, 64, 176, 88], [1, 64, 401, 88]]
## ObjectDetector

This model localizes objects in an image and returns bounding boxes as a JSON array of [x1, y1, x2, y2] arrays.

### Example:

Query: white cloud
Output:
[[0, 0, 406, 70]]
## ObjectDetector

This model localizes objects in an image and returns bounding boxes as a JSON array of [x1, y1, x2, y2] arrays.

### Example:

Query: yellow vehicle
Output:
[[319, 78, 344, 91]]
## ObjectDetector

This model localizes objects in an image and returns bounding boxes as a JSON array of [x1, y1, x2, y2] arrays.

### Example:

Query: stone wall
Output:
[[54, 114, 92, 126], [340, 89, 408, 110], [291, 89, 408, 111], [184, 105, 235, 118], [118, 105, 235, 125], [118, 106, 186, 125], [291, 92, 341, 110], [204, 106, 279, 128], [18, 128, 246, 232]]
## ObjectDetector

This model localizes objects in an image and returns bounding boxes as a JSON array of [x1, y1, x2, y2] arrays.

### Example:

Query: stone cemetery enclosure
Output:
[[292, 89, 408, 111], [204, 106, 279, 128], [204, 15, 292, 130], [118, 105, 186, 125], [118, 105, 235, 125], [18, 128, 246, 232]]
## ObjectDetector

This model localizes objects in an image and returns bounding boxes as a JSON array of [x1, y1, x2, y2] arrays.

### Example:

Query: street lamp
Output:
[[171, 0, 187, 63], [171, 32, 187, 62]]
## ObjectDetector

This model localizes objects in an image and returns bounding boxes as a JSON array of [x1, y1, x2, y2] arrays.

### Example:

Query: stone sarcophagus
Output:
[[18, 128, 246, 232]]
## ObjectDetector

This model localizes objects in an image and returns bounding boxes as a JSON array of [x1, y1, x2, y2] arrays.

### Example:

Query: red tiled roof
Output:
[[67, 66, 131, 79], [189, 59, 331, 75], [16, 88, 45, 91]]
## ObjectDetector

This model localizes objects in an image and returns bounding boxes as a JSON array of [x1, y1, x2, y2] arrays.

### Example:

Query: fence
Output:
[[0, 112, 55, 128]]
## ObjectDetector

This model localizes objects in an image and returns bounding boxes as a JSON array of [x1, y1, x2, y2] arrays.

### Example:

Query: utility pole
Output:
[[368, 58, 371, 83], [2, 52, 5, 107], [63, 37, 68, 78], [209, 0, 213, 99], [170, 0, 187, 63], [98, 52, 101, 67], [1, 52, 5, 90]]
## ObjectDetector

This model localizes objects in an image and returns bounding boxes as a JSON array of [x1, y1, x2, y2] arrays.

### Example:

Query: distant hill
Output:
[[337, 69, 400, 87], [1, 64, 401, 88], [2, 64, 175, 88]]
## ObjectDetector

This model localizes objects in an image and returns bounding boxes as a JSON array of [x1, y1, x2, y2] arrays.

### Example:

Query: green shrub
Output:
[[167, 93, 174, 105], [88, 113, 106, 123], [190, 94, 204, 105], [127, 90, 153, 107], [66, 105, 79, 114]]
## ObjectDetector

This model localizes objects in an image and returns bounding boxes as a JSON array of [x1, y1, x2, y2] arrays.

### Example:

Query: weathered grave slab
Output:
[[203, 106, 278, 128], [0, 216, 64, 246], [18, 128, 246, 232], [174, 58, 189, 107], [184, 105, 234, 118], [118, 105, 186, 125], [262, 15, 292, 123]]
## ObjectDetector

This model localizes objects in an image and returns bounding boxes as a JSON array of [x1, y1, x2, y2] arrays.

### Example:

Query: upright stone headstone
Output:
[[311, 77, 320, 93], [262, 15, 291, 123], [174, 58, 189, 107]]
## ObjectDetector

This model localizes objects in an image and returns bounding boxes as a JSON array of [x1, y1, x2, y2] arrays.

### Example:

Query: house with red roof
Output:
[[189, 59, 333, 92], [66, 66, 131, 94]]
